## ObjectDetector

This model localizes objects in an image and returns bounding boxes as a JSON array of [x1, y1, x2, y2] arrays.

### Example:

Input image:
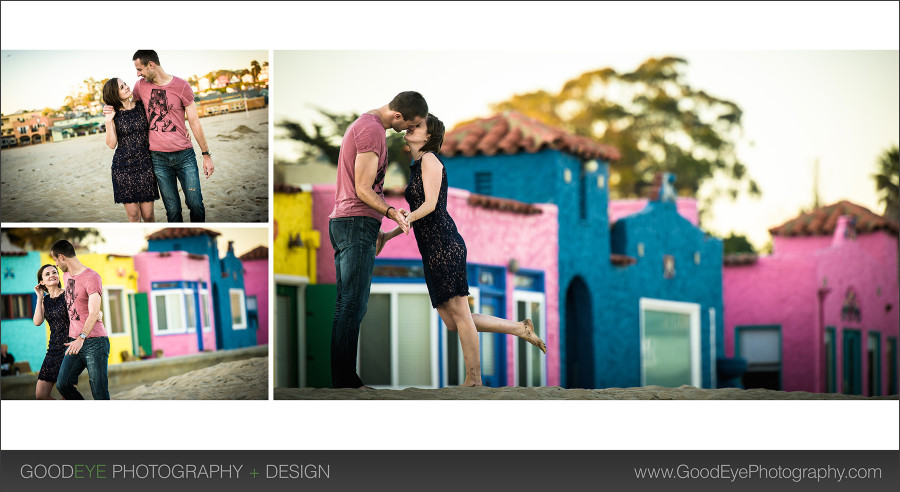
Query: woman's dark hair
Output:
[[37, 264, 61, 293], [419, 113, 445, 154], [102, 78, 124, 111]]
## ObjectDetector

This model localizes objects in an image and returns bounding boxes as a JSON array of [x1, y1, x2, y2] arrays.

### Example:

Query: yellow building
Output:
[[273, 183, 320, 387], [41, 253, 138, 365]]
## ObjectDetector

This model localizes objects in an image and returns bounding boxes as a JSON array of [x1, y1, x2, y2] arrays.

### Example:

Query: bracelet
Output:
[[385, 206, 395, 217]]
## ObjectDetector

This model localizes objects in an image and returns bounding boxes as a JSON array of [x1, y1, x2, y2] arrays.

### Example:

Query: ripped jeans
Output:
[[151, 148, 205, 222]]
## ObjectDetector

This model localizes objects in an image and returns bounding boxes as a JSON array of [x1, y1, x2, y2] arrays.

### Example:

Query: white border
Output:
[[639, 297, 702, 388]]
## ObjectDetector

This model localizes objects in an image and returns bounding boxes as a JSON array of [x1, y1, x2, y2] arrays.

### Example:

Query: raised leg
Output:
[[470, 313, 547, 354]]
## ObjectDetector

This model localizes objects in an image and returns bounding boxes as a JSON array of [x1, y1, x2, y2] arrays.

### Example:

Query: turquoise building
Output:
[[1, 250, 45, 373]]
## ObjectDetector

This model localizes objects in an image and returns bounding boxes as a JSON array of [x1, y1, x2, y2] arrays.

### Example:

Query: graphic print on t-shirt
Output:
[[148, 88, 177, 133], [372, 167, 385, 194], [65, 278, 80, 322]]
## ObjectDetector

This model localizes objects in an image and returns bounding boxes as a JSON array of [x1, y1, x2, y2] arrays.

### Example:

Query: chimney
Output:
[[832, 215, 857, 245]]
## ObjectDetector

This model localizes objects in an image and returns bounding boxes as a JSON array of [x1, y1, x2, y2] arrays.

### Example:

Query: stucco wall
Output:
[[243, 258, 270, 345], [1, 253, 47, 372]]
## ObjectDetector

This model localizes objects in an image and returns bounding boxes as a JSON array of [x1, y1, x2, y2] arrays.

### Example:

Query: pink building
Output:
[[311, 184, 560, 388], [240, 246, 270, 345], [723, 201, 899, 395], [133, 251, 217, 357]]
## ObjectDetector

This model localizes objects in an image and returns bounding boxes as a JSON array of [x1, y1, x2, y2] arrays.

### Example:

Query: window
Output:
[[151, 290, 195, 335], [359, 284, 438, 389], [18, 127, 26, 135], [641, 298, 702, 388], [1, 294, 33, 320], [184, 292, 197, 332], [200, 290, 212, 332], [514, 291, 546, 387], [736, 325, 782, 391], [103, 287, 127, 335], [230, 289, 247, 330], [474, 172, 492, 196]]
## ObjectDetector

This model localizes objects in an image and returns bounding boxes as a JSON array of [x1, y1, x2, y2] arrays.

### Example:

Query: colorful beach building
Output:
[[273, 184, 320, 387], [309, 183, 560, 389], [723, 201, 900, 395], [144, 228, 256, 351], [1, 247, 44, 374], [133, 250, 216, 358], [240, 246, 270, 346], [439, 112, 725, 390]]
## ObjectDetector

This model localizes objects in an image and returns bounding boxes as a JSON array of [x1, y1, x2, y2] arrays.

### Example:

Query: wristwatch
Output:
[[201, 151, 211, 157], [78, 333, 87, 340]]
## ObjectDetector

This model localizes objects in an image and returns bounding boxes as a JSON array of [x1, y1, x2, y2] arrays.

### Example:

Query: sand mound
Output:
[[275, 385, 899, 400], [115, 357, 268, 400]]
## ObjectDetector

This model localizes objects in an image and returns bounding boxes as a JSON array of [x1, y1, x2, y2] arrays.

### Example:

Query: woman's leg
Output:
[[123, 203, 141, 222], [35, 380, 57, 400], [440, 296, 482, 386], [140, 202, 155, 222], [470, 314, 547, 354]]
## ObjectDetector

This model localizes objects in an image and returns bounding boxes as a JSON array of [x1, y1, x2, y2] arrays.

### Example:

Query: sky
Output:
[[275, 50, 899, 250], [0, 50, 268, 114]]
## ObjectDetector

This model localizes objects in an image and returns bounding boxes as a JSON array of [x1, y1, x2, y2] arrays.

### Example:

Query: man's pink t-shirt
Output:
[[329, 113, 388, 221], [63, 267, 107, 339], [133, 76, 194, 153]]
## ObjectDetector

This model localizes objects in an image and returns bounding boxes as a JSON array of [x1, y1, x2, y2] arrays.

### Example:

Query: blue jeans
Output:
[[329, 216, 380, 388], [56, 337, 110, 400], [151, 148, 205, 222]]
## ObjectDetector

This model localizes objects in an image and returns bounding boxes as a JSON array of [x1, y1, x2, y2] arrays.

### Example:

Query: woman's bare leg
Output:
[[441, 296, 482, 386], [123, 203, 141, 222], [140, 202, 155, 222], [470, 313, 547, 354], [35, 380, 57, 400]]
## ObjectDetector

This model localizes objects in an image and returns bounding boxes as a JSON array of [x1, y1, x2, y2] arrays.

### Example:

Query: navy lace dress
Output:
[[38, 293, 70, 383], [111, 100, 160, 204], [405, 152, 470, 308]]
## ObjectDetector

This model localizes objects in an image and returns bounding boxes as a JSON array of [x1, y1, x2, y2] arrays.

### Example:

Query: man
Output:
[[0, 344, 15, 376], [132, 49, 214, 222], [52, 240, 110, 400], [329, 91, 428, 388]]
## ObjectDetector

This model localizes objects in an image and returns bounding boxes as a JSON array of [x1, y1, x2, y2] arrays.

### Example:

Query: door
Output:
[[514, 291, 546, 387], [641, 299, 701, 388], [736, 326, 782, 390], [129, 293, 152, 358], [842, 329, 862, 395], [565, 277, 593, 388], [304, 284, 334, 388], [275, 284, 298, 388]]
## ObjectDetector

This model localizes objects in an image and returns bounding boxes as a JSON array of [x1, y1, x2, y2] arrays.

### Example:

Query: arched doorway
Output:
[[565, 276, 594, 388]]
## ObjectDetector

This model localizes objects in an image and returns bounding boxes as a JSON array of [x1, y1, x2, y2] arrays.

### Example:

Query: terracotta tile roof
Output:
[[239, 246, 269, 261], [768, 200, 899, 237], [610, 254, 637, 266], [146, 228, 222, 241], [274, 183, 307, 194], [723, 253, 758, 266], [467, 193, 543, 215], [440, 112, 621, 162]]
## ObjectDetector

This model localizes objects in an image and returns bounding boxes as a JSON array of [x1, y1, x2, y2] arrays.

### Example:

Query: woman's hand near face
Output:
[[34, 284, 43, 297]]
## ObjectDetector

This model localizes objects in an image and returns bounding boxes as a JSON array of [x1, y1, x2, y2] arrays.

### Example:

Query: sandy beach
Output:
[[1, 109, 268, 223], [114, 356, 268, 400], [276, 385, 899, 400]]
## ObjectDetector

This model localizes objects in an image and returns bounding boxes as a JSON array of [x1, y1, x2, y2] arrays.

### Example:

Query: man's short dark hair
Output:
[[133, 50, 160, 67], [389, 91, 428, 121], [50, 239, 76, 259]]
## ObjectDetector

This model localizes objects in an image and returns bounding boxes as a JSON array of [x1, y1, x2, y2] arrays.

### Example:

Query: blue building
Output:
[[0, 245, 44, 374], [146, 228, 256, 350], [441, 112, 724, 389]]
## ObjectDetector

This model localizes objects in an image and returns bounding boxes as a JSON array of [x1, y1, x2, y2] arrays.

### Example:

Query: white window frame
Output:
[[361, 283, 439, 389], [512, 290, 547, 387], [440, 288, 481, 388], [199, 289, 212, 333], [102, 286, 129, 338], [150, 289, 195, 336], [639, 297, 701, 388], [229, 288, 248, 330]]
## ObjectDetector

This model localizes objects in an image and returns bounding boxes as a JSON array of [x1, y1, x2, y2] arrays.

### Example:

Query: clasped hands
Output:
[[378, 208, 412, 256]]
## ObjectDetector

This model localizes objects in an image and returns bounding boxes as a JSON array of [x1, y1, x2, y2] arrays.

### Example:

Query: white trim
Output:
[[150, 289, 193, 336], [229, 288, 248, 330], [512, 290, 547, 388], [639, 297, 702, 388], [199, 290, 212, 333], [102, 286, 129, 338], [363, 283, 439, 389], [709, 307, 717, 389], [273, 274, 309, 285]]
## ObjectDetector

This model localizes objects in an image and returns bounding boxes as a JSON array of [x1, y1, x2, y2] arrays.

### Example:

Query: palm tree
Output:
[[250, 60, 261, 83], [873, 145, 899, 221]]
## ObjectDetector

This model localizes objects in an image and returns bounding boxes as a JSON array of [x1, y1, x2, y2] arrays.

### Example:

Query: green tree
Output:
[[490, 56, 761, 218], [279, 109, 412, 181], [872, 145, 899, 221], [722, 233, 756, 255], [2, 228, 104, 252]]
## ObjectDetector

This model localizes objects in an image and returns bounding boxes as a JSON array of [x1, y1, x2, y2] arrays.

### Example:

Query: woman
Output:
[[102, 77, 159, 222], [32, 264, 71, 400], [378, 114, 547, 386]]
